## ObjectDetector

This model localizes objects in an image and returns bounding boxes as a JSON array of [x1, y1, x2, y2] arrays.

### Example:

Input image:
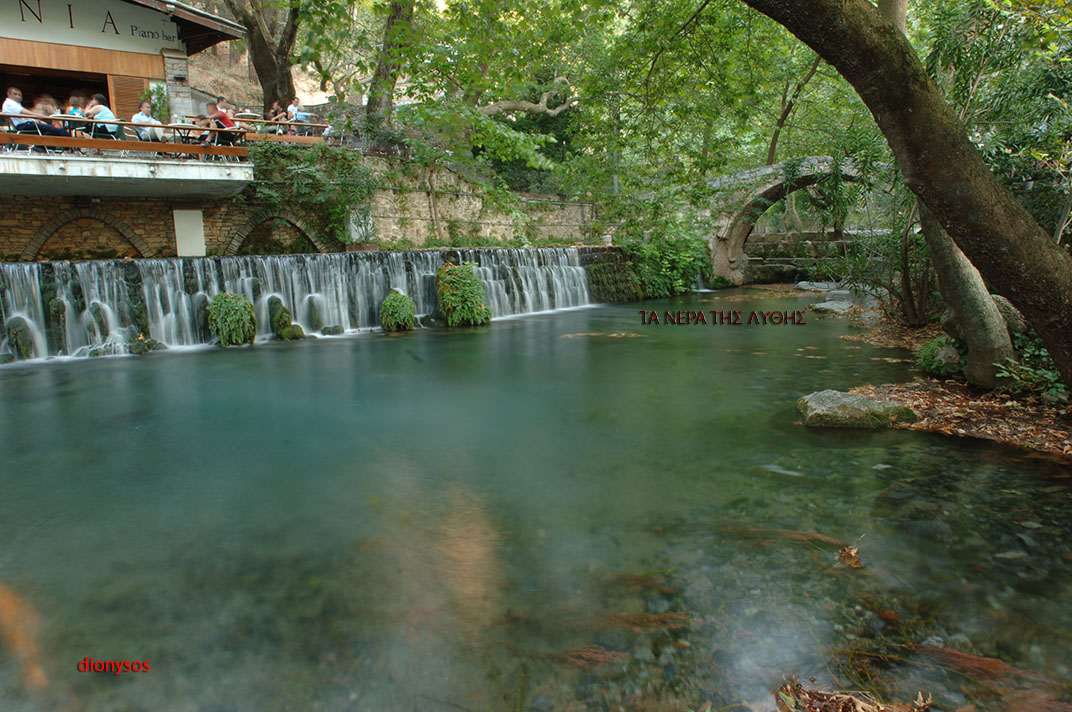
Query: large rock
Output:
[[810, 300, 853, 315], [797, 389, 917, 428], [268, 296, 304, 341]]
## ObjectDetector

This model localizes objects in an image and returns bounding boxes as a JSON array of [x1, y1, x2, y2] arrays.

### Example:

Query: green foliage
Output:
[[379, 289, 416, 331], [139, 84, 169, 122], [996, 331, 1069, 401], [207, 293, 256, 347], [708, 275, 735, 290], [247, 144, 377, 244], [614, 207, 712, 299], [436, 262, 491, 327], [916, 336, 964, 377]]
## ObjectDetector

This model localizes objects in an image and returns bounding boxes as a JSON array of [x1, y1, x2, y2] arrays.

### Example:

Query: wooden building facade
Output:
[[1, 0, 242, 123]]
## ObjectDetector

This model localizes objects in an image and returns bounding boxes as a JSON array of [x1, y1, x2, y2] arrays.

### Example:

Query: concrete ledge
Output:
[[0, 155, 253, 198]]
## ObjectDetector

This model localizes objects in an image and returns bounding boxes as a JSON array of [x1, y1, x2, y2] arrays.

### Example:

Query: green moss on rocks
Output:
[[207, 293, 257, 347], [436, 262, 491, 327], [379, 289, 415, 332], [5, 316, 35, 360]]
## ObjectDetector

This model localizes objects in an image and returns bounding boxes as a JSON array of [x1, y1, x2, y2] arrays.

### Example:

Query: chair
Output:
[[6, 116, 48, 153]]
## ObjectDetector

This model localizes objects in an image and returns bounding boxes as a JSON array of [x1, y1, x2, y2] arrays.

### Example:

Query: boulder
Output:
[[810, 300, 853, 315], [321, 325, 345, 336], [5, 316, 36, 360], [797, 389, 917, 429], [268, 296, 303, 340]]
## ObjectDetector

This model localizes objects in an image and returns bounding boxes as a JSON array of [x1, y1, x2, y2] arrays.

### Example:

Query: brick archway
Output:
[[22, 207, 153, 261], [224, 210, 331, 256]]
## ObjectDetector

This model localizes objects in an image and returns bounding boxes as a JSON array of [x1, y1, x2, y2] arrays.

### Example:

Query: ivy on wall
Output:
[[246, 144, 378, 245]]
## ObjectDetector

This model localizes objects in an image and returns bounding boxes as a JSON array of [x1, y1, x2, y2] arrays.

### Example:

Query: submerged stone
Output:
[[797, 389, 917, 429], [321, 325, 344, 336], [810, 300, 853, 315]]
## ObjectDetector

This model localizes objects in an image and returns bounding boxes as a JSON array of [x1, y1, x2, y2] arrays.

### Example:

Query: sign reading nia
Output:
[[10, 0, 182, 50], [640, 309, 808, 326]]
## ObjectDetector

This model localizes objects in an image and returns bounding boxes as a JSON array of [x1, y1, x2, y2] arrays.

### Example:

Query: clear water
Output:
[[0, 291, 1069, 711]]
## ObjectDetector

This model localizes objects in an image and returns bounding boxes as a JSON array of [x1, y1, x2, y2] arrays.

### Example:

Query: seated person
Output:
[[84, 94, 120, 138], [2, 87, 70, 136], [267, 100, 288, 133], [192, 114, 213, 143], [131, 100, 166, 141], [64, 96, 87, 134], [203, 102, 240, 145]]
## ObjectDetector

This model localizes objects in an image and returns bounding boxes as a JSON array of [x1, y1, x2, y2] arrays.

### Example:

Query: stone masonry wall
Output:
[[0, 159, 594, 261]]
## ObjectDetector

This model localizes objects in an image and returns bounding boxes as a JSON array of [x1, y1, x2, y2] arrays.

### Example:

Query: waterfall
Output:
[[0, 248, 592, 362]]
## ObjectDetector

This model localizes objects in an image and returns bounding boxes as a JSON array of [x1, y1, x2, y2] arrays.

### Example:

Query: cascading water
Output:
[[0, 248, 592, 362]]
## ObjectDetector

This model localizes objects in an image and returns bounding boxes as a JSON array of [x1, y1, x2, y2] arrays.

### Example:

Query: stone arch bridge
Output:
[[697, 156, 863, 284]]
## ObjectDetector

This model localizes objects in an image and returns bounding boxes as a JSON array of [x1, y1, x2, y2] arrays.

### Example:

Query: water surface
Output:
[[1, 291, 1069, 711]]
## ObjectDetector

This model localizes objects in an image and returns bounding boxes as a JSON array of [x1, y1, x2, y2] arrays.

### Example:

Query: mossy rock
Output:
[[268, 296, 295, 339], [88, 302, 111, 340], [128, 336, 164, 355], [207, 293, 256, 347], [5, 316, 36, 360], [797, 390, 917, 429], [0, 353, 14, 365], [435, 262, 491, 327], [321, 325, 344, 336], [305, 297, 324, 332], [279, 323, 305, 341], [379, 289, 415, 332]]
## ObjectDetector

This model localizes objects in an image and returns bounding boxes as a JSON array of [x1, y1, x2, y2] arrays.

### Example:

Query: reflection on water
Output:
[[0, 292, 1070, 711]]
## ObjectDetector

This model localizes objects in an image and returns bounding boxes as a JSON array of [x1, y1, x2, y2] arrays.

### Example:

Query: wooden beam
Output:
[[0, 39, 165, 79]]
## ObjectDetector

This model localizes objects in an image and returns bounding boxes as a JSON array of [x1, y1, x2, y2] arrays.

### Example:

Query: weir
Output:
[[0, 247, 591, 361]]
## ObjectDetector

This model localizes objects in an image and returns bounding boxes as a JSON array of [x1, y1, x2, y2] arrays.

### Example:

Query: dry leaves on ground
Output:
[[851, 379, 1072, 461], [775, 680, 931, 712]]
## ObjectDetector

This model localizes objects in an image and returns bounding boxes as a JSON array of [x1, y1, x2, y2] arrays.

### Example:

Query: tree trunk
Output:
[[919, 204, 1014, 387], [873, 0, 1014, 388], [221, 0, 299, 114], [365, 0, 416, 126], [740, 0, 1072, 387], [765, 54, 821, 165], [877, 0, 908, 32]]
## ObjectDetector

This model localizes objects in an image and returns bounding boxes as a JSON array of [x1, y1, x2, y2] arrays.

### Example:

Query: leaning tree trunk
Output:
[[875, 0, 1015, 388], [919, 205, 1014, 387], [365, 0, 416, 126], [740, 0, 1072, 387]]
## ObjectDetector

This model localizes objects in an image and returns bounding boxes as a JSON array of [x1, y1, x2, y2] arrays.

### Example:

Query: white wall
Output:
[[3, 0, 183, 54]]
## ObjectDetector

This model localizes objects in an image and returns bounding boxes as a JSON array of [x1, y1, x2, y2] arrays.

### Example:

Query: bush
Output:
[[916, 335, 963, 377], [207, 293, 256, 346], [436, 262, 491, 327], [379, 289, 415, 331], [996, 331, 1068, 402], [615, 216, 712, 299]]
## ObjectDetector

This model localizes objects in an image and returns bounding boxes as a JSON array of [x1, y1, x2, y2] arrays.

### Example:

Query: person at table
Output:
[[266, 100, 289, 134], [64, 95, 88, 135], [131, 100, 167, 141], [84, 94, 120, 138], [204, 101, 240, 145], [2, 87, 70, 136]]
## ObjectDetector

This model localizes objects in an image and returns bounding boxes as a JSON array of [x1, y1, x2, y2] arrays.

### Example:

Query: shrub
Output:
[[379, 289, 415, 331], [996, 331, 1068, 402], [916, 335, 963, 377], [207, 293, 256, 346], [436, 262, 491, 327], [615, 216, 712, 299]]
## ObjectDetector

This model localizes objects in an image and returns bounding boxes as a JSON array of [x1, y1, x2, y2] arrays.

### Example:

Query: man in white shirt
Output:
[[3, 87, 69, 136], [131, 100, 166, 141]]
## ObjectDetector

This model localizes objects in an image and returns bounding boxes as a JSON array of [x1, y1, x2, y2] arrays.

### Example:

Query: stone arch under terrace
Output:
[[23, 208, 153, 261], [703, 157, 860, 284], [225, 210, 331, 256]]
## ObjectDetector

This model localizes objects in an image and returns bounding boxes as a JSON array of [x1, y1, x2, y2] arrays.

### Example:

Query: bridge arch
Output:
[[22, 208, 153, 261], [705, 157, 860, 284], [224, 210, 331, 256]]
